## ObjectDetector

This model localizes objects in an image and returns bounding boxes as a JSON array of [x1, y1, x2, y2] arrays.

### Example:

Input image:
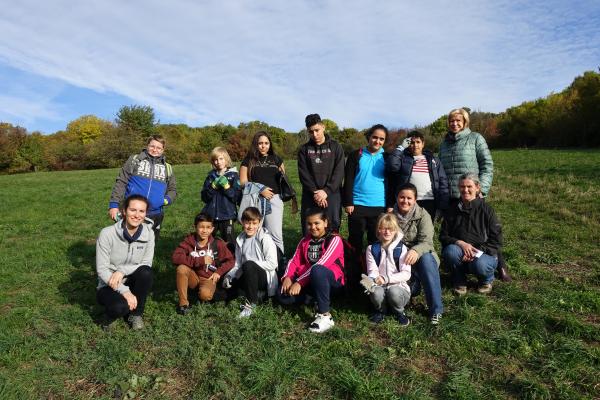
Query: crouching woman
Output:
[[440, 173, 503, 296], [96, 194, 155, 330]]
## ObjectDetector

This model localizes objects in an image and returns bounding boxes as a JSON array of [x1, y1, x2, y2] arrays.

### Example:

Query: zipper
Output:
[[146, 158, 154, 201]]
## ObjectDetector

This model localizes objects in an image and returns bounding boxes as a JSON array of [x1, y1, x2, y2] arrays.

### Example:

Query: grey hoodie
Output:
[[226, 227, 278, 296], [96, 220, 155, 294]]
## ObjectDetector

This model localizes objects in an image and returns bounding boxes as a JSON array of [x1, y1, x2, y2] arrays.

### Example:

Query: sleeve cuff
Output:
[[109, 202, 119, 209]]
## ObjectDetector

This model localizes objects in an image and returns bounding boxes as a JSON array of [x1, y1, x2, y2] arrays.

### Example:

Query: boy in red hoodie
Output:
[[172, 213, 234, 315]]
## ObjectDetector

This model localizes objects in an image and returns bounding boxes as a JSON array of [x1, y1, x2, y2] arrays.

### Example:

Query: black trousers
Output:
[[417, 199, 436, 220], [347, 205, 385, 258], [147, 213, 164, 240], [97, 265, 153, 320], [240, 261, 268, 304], [212, 219, 235, 252], [301, 190, 341, 234]]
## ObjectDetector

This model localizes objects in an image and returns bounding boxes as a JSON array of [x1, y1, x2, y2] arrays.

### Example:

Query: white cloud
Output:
[[0, 0, 599, 132]]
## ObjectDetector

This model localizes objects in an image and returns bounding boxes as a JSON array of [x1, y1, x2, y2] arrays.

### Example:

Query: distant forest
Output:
[[1, 70, 599, 174]]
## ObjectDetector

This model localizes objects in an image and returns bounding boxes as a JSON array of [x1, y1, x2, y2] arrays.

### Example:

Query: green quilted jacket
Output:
[[439, 128, 493, 198]]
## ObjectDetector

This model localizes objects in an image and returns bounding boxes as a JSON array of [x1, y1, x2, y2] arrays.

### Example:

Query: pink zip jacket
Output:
[[283, 233, 345, 287]]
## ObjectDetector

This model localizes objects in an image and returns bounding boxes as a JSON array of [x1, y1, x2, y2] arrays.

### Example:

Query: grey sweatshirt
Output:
[[96, 220, 155, 294], [226, 227, 278, 296]]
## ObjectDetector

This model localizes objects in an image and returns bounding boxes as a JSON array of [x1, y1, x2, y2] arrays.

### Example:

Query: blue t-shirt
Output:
[[352, 147, 385, 206]]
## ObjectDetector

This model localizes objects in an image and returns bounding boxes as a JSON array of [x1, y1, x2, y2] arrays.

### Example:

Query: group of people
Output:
[[96, 108, 508, 333]]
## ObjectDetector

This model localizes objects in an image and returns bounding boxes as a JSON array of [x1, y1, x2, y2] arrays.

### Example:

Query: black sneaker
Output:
[[395, 312, 411, 327], [176, 305, 192, 315], [368, 312, 385, 324], [101, 317, 118, 332]]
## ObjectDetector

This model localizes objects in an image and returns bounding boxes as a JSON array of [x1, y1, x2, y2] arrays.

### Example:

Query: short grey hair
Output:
[[459, 172, 480, 187]]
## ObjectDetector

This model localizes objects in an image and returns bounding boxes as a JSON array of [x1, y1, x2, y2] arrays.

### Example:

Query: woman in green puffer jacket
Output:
[[439, 108, 493, 199]]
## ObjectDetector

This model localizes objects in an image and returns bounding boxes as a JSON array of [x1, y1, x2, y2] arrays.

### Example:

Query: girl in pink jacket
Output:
[[364, 213, 412, 326], [279, 208, 345, 333]]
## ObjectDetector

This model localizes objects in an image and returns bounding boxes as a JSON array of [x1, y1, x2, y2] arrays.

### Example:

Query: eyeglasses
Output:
[[148, 145, 164, 150]]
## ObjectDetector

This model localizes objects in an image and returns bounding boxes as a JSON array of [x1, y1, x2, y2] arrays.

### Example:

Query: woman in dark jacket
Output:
[[440, 173, 503, 295], [387, 130, 449, 218]]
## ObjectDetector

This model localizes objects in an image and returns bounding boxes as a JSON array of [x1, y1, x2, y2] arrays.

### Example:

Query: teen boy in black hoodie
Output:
[[297, 114, 345, 234]]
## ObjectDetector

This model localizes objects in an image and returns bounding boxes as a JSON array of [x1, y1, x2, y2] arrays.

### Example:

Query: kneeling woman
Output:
[[279, 209, 345, 333], [96, 194, 154, 330], [395, 183, 444, 325], [440, 173, 503, 295]]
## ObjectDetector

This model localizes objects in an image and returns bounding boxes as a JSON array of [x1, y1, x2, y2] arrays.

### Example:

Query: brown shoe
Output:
[[498, 266, 512, 282], [453, 285, 467, 296], [477, 283, 493, 294]]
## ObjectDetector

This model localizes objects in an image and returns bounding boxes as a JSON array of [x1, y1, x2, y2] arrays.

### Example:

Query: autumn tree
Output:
[[66, 115, 112, 144]]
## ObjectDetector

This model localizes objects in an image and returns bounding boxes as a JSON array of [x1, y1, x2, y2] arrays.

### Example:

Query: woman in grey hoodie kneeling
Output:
[[96, 194, 155, 330]]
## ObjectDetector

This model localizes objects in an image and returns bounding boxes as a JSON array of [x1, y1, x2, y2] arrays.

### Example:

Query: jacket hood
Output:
[[236, 226, 269, 246], [209, 167, 238, 178], [111, 219, 153, 242], [389, 230, 404, 248]]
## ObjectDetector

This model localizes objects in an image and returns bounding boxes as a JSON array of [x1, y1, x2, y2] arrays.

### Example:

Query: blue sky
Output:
[[1, 0, 599, 134]]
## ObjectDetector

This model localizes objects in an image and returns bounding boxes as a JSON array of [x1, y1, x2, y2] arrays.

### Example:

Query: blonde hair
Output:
[[447, 108, 470, 128], [376, 213, 402, 241], [210, 147, 232, 168]]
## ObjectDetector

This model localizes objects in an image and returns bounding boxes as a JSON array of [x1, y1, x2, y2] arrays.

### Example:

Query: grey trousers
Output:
[[369, 285, 411, 315], [264, 194, 284, 253]]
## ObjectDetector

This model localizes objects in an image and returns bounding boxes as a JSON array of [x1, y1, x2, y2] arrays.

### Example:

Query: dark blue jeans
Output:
[[410, 252, 444, 316], [277, 264, 343, 313], [442, 244, 498, 286]]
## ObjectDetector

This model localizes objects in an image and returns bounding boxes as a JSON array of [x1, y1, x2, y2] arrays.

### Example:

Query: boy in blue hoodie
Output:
[[201, 147, 241, 249]]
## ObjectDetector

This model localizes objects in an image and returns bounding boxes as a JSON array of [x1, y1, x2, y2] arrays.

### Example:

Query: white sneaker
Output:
[[308, 313, 334, 333], [238, 302, 255, 318]]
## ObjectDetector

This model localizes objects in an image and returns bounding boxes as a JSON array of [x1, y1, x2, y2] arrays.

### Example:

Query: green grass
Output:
[[1, 149, 599, 399]]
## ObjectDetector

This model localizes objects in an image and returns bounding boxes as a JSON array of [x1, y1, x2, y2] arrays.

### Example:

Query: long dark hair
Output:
[[245, 131, 276, 178]]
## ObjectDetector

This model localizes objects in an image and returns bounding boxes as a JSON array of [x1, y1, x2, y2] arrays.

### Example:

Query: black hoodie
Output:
[[297, 134, 345, 195]]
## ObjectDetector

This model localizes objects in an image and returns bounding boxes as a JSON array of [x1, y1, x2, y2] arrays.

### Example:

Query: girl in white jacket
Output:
[[365, 213, 412, 326]]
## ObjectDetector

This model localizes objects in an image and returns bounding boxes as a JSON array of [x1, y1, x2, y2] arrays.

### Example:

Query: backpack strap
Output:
[[370, 242, 382, 266], [210, 238, 221, 267], [371, 242, 404, 271], [392, 245, 403, 272], [165, 162, 173, 178]]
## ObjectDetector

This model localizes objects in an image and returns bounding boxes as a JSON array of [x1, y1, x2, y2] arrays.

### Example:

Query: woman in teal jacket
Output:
[[439, 108, 493, 199]]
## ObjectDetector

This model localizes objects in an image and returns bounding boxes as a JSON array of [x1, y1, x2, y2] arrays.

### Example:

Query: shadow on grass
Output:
[[61, 240, 103, 323], [60, 235, 183, 323]]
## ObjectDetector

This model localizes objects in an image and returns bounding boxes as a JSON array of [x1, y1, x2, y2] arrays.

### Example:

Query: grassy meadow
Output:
[[0, 149, 599, 399]]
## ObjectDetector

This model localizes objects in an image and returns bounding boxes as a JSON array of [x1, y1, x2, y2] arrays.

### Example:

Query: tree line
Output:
[[1, 70, 599, 174]]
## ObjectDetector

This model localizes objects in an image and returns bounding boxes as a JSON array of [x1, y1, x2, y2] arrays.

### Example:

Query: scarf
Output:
[[396, 204, 417, 232]]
